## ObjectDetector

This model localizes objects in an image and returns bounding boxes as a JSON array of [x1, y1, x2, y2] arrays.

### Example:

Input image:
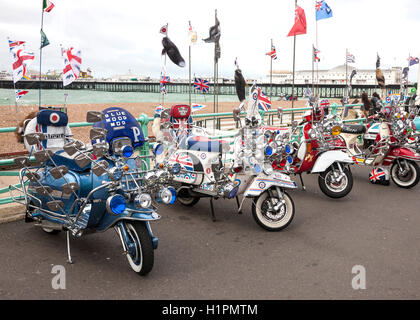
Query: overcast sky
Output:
[[1, 0, 419, 81]]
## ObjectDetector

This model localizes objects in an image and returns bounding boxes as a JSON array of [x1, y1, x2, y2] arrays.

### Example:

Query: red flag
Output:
[[287, 6, 307, 37]]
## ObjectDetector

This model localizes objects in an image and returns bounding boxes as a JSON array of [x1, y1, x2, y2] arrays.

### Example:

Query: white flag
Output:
[[10, 47, 34, 83]]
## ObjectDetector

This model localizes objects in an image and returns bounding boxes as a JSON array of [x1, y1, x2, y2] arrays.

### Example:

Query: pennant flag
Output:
[[15, 89, 29, 101], [203, 17, 221, 62], [191, 104, 206, 113], [409, 56, 419, 66], [43, 0, 55, 12], [313, 46, 320, 62], [40, 29, 50, 48], [315, 1, 333, 21], [160, 24, 168, 36], [62, 47, 82, 86], [188, 21, 197, 44], [10, 48, 35, 83], [8, 39, 25, 51], [257, 87, 271, 111], [266, 45, 277, 60], [347, 52, 355, 63], [193, 77, 210, 93], [287, 6, 307, 37]]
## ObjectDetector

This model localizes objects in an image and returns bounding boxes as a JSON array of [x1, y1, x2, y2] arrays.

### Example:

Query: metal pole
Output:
[[270, 39, 273, 101], [213, 9, 218, 130], [189, 45, 191, 107], [312, 45, 314, 93], [39, 6, 44, 109], [291, 0, 297, 121], [345, 48, 348, 98]]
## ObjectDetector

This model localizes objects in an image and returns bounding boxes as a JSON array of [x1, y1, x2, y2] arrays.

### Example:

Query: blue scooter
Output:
[[10, 107, 176, 275]]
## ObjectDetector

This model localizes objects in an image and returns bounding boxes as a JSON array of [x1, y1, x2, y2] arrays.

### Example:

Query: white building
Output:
[[265, 65, 403, 85]]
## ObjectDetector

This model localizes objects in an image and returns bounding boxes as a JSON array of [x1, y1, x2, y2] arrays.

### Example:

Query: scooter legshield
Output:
[[311, 150, 354, 173], [244, 172, 297, 197]]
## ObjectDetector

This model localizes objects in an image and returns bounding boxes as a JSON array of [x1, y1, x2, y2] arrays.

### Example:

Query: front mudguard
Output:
[[311, 150, 354, 173], [244, 172, 297, 197]]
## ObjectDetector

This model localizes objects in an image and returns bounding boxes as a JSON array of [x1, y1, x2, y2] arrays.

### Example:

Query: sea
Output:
[[0, 88, 238, 106]]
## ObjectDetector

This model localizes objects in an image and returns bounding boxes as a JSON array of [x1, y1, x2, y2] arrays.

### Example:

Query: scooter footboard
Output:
[[311, 150, 354, 173]]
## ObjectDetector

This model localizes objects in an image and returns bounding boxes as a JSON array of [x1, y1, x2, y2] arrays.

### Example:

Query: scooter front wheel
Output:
[[391, 160, 420, 189], [318, 165, 353, 198], [124, 222, 154, 276], [177, 189, 200, 206], [252, 189, 295, 232]]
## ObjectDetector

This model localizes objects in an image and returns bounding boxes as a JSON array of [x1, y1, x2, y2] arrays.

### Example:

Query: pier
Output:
[[0, 79, 408, 98]]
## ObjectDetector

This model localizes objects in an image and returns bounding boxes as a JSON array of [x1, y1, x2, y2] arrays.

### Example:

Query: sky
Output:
[[0, 0, 419, 81]]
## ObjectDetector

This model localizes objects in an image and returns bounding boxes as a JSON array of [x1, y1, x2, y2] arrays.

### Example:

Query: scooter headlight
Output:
[[265, 145, 273, 156], [152, 143, 164, 156], [156, 187, 176, 204], [134, 193, 152, 208], [122, 145, 134, 158], [106, 194, 126, 215], [263, 163, 273, 175]]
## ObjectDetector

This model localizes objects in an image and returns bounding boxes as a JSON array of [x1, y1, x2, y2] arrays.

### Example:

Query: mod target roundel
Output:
[[49, 112, 60, 124]]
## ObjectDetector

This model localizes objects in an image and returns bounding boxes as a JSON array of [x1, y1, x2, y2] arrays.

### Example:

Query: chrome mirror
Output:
[[90, 127, 108, 140], [25, 133, 46, 145], [74, 153, 93, 168], [49, 165, 69, 180], [47, 200, 64, 211], [14, 157, 31, 168], [92, 142, 108, 158], [34, 149, 53, 163], [86, 111, 104, 123], [62, 182, 79, 194], [92, 160, 109, 176], [35, 186, 52, 197]]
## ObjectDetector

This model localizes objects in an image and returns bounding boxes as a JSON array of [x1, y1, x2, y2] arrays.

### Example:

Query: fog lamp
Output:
[[106, 194, 126, 215]]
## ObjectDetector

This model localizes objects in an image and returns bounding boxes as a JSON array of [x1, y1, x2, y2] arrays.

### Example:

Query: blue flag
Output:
[[316, 1, 333, 21]]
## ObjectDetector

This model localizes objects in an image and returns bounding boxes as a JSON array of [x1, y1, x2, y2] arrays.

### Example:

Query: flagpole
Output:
[[213, 9, 218, 130], [312, 45, 314, 94], [291, 0, 297, 122], [315, 4, 319, 98], [39, 3, 45, 109], [189, 21, 192, 107], [270, 39, 273, 101]]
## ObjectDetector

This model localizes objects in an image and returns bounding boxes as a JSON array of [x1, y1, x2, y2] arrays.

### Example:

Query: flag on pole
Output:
[[8, 40, 25, 51], [10, 48, 35, 83], [43, 0, 55, 12], [160, 69, 170, 95], [62, 47, 82, 86], [409, 56, 419, 66], [193, 77, 210, 93], [203, 16, 221, 62], [347, 52, 355, 63], [188, 21, 197, 44], [266, 45, 277, 60], [191, 104, 206, 112], [160, 24, 168, 36], [40, 29, 50, 48], [313, 46, 320, 62], [315, 1, 333, 21], [15, 89, 29, 101], [287, 6, 307, 37], [257, 87, 271, 111]]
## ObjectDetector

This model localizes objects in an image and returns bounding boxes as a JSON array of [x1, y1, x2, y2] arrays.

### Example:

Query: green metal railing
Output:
[[0, 103, 365, 205]]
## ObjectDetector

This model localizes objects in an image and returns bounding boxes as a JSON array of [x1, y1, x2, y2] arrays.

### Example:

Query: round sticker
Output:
[[258, 182, 266, 189], [49, 112, 60, 124]]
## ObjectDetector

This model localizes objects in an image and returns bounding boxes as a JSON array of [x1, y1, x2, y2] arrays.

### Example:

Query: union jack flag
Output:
[[15, 89, 28, 101], [257, 88, 271, 111], [409, 56, 419, 66], [313, 46, 320, 62], [320, 99, 330, 108], [8, 40, 25, 51], [315, 1, 323, 10], [170, 152, 194, 172], [193, 77, 210, 93], [160, 72, 170, 95], [266, 45, 277, 60], [369, 167, 387, 182]]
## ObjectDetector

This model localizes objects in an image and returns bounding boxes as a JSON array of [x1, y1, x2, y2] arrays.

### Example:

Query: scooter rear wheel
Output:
[[391, 160, 420, 189], [252, 190, 294, 231], [124, 222, 154, 276]]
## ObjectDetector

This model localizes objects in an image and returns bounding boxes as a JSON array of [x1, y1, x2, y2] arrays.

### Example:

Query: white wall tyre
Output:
[[252, 189, 294, 232], [318, 165, 353, 198], [391, 160, 420, 189], [42, 227, 61, 235], [124, 222, 154, 276]]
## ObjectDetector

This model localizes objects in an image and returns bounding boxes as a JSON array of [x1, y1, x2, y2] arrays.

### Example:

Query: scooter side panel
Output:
[[311, 150, 353, 173], [244, 172, 297, 197]]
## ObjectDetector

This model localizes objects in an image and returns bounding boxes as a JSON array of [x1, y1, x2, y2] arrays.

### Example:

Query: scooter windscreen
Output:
[[92, 107, 145, 150]]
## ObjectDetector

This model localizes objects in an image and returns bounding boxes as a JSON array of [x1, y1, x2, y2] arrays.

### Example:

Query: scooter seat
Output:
[[341, 124, 366, 134], [48, 150, 91, 172], [185, 136, 226, 153]]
